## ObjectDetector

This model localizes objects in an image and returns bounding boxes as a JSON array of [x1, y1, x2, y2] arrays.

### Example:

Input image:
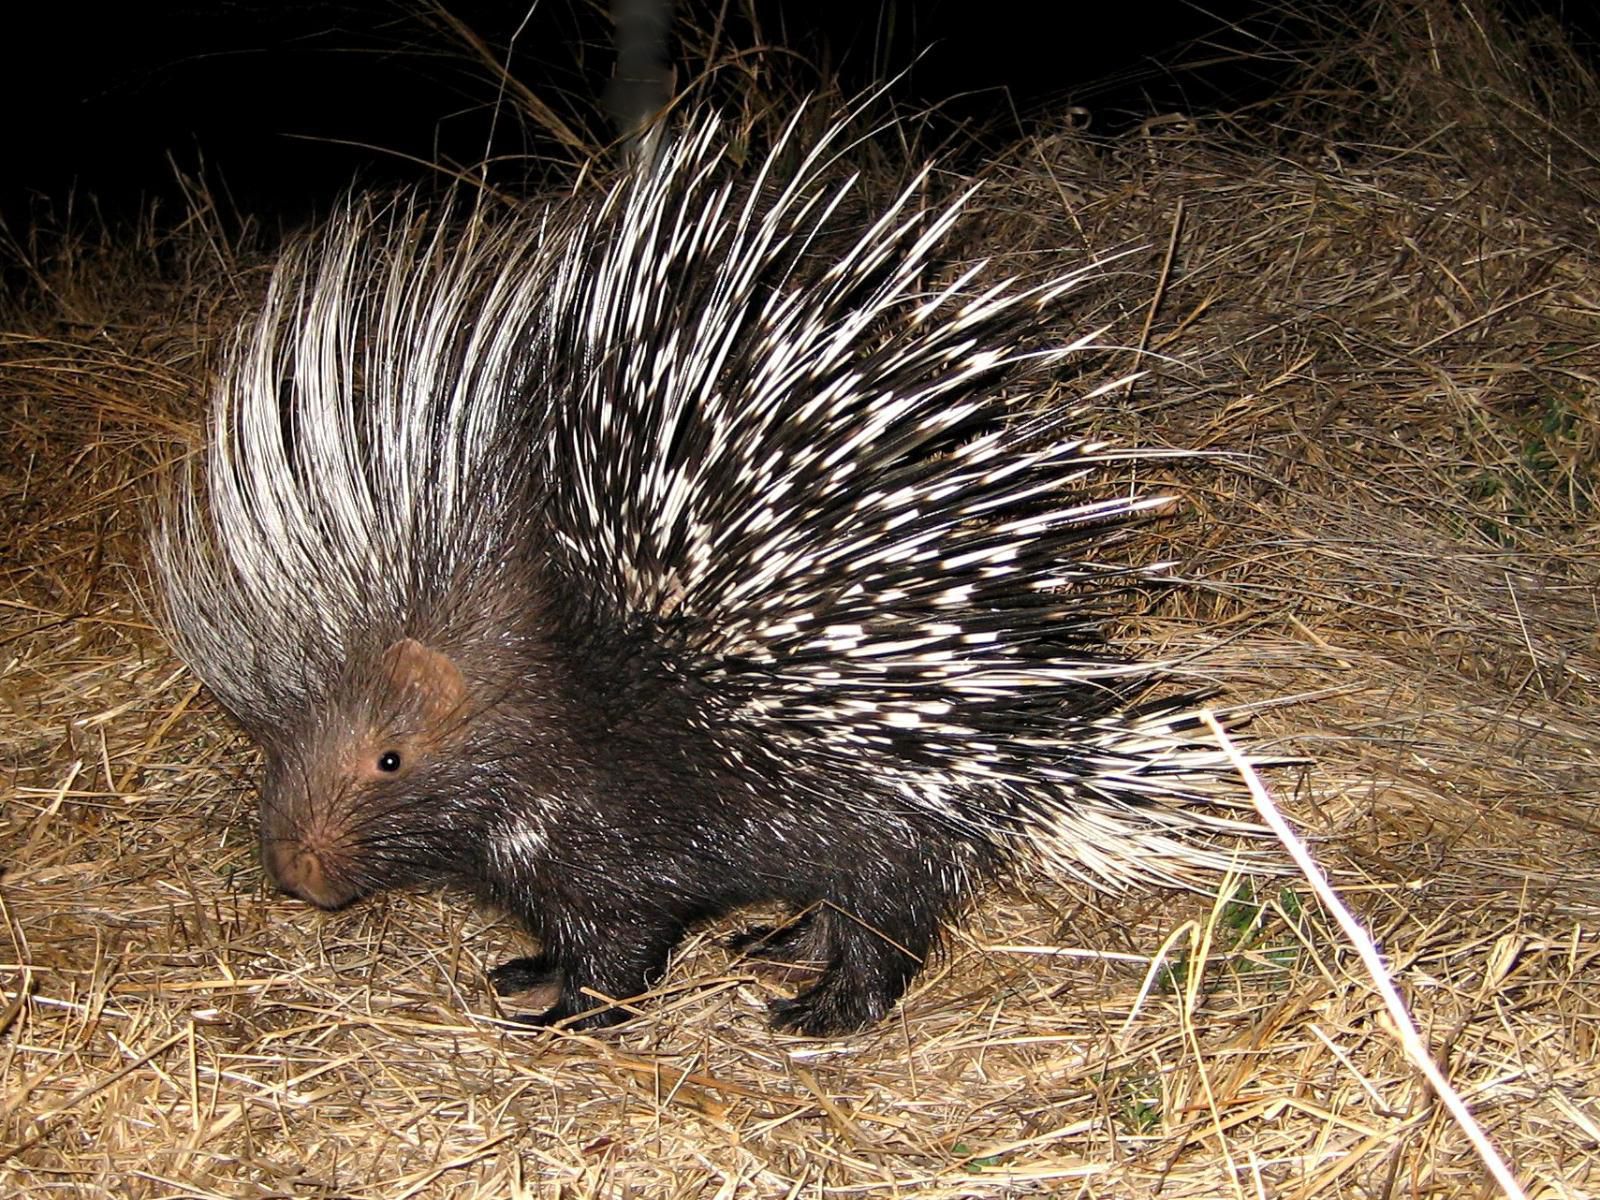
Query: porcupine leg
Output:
[[762, 821, 985, 1036], [766, 898, 939, 1037], [504, 917, 686, 1030], [726, 910, 823, 962]]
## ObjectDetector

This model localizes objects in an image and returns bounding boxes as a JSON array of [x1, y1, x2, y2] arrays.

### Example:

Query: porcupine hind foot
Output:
[[726, 911, 825, 964], [765, 904, 935, 1037]]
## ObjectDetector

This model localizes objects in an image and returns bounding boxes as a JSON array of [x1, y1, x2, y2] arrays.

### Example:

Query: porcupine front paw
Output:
[[499, 965, 635, 1030], [490, 954, 572, 1021], [502, 924, 682, 1030], [489, 954, 563, 997]]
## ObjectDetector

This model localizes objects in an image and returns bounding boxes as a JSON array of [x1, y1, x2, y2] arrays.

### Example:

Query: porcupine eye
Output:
[[377, 750, 402, 773]]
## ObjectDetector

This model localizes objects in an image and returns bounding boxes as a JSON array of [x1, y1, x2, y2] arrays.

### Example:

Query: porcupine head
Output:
[[155, 114, 1252, 1038]]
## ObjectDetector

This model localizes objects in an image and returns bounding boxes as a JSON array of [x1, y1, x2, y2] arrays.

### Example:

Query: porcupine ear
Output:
[[379, 639, 470, 729]]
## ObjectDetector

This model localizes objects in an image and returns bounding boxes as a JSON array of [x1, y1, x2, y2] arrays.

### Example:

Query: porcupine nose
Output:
[[262, 836, 353, 909]]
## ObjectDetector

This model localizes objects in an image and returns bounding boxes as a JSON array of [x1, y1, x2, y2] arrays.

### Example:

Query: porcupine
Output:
[[153, 111, 1256, 1037]]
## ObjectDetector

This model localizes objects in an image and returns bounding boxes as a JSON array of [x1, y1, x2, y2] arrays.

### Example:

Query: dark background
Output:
[[2, 1, 1595, 236]]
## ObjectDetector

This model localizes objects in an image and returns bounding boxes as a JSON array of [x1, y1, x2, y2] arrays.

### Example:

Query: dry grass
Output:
[[4, 2, 1599, 1196]]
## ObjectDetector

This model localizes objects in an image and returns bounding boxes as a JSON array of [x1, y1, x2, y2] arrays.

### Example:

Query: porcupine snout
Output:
[[256, 736, 375, 911], [261, 829, 346, 908], [259, 789, 361, 909]]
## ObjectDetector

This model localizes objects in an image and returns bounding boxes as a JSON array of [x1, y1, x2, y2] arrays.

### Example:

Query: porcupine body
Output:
[[154, 112, 1253, 1037]]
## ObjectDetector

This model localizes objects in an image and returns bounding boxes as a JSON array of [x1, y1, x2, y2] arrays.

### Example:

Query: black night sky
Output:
[[0, 3, 1282, 230], [2, 1, 1596, 237]]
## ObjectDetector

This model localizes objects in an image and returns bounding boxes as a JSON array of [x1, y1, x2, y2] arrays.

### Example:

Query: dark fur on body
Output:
[[481, 718, 998, 1034]]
